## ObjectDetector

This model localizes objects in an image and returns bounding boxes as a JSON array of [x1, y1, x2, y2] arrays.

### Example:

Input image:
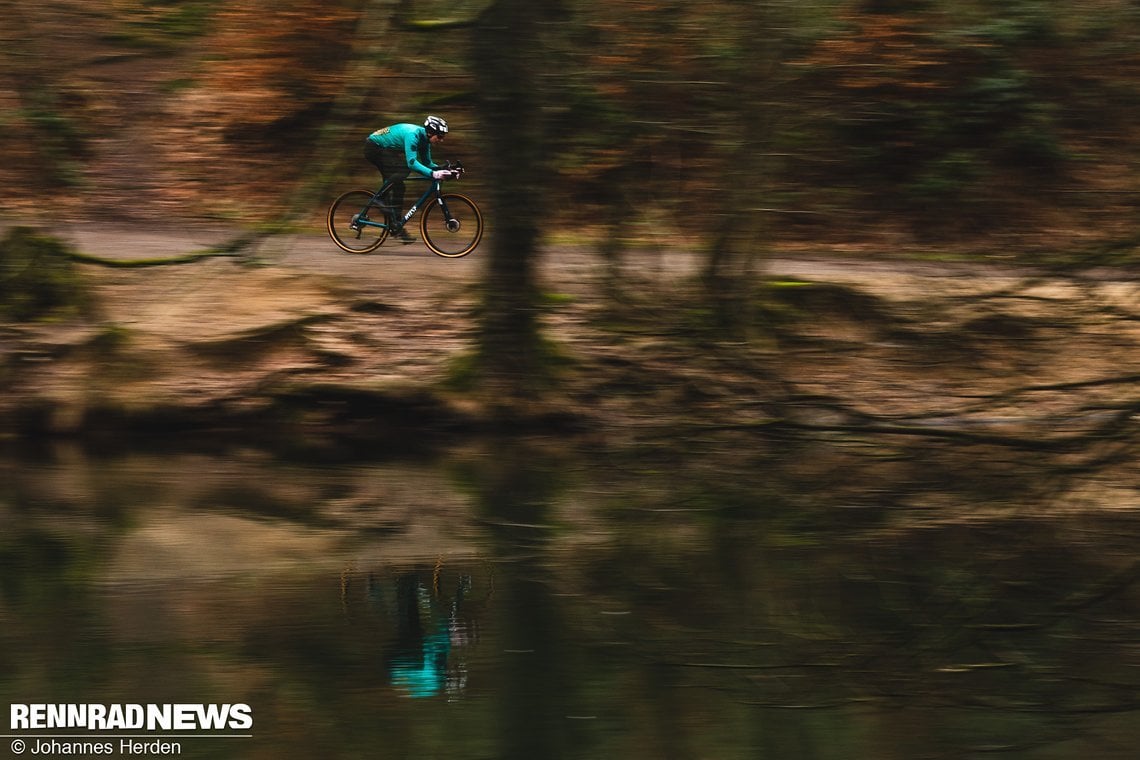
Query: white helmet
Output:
[[424, 115, 449, 136]]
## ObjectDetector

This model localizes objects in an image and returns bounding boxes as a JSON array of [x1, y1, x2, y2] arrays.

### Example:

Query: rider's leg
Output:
[[374, 149, 410, 222], [365, 144, 415, 242], [383, 180, 406, 226], [381, 178, 415, 242], [366, 143, 402, 215]]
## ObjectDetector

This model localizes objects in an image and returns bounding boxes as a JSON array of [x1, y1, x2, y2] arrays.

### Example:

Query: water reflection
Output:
[[476, 443, 571, 760], [342, 566, 478, 700], [1, 444, 1138, 759]]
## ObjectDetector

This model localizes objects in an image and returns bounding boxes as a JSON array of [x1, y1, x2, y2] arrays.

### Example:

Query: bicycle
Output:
[[326, 162, 483, 258]]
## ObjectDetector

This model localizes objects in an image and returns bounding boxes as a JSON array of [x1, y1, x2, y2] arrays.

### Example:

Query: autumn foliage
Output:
[[2, 0, 1140, 244]]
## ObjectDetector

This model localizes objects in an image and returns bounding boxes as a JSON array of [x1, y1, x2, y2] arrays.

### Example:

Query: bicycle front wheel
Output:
[[421, 193, 483, 258], [328, 190, 388, 253]]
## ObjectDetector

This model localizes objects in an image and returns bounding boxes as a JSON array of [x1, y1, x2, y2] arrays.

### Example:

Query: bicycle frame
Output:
[[329, 165, 481, 257], [357, 176, 448, 233]]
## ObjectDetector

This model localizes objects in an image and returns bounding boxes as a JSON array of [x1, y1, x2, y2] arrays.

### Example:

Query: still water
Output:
[[2, 442, 1137, 759]]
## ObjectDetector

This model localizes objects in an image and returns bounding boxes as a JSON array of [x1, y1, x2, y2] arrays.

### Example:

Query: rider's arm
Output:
[[404, 135, 435, 178]]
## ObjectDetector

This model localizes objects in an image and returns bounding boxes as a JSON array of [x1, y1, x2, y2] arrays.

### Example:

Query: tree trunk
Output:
[[702, 1, 784, 333], [470, 0, 553, 409]]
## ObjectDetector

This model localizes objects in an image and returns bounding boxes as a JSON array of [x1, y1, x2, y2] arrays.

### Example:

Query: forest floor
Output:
[[6, 221, 1140, 460]]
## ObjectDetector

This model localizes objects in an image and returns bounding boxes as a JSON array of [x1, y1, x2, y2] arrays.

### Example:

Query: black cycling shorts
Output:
[[364, 140, 409, 181]]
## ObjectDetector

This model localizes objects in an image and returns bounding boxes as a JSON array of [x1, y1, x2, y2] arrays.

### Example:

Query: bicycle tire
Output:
[[420, 193, 483, 258], [327, 189, 388, 253]]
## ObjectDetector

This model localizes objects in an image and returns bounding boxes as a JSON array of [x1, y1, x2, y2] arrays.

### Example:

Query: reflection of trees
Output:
[[577, 494, 1139, 757], [4, 444, 1137, 757], [462, 438, 1130, 757], [472, 440, 570, 759]]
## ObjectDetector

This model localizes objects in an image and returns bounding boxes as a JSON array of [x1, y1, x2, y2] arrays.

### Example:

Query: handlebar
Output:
[[427, 160, 464, 182]]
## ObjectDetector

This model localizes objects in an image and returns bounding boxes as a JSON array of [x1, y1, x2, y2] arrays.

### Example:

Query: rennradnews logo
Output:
[[10, 704, 253, 732]]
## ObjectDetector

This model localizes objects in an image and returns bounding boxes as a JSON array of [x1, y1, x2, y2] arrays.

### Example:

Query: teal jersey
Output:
[[366, 123, 437, 177]]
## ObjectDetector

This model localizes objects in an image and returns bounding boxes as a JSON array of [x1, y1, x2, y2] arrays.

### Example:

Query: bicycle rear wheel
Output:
[[420, 193, 483, 258], [328, 190, 388, 253]]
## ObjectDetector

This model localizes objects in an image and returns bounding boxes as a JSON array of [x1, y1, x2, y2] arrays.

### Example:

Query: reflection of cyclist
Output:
[[383, 569, 476, 700], [364, 115, 451, 244]]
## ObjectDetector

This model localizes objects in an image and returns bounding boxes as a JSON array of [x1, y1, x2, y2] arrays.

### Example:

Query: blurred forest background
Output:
[[6, 0, 1140, 416], [3, 0, 1139, 245]]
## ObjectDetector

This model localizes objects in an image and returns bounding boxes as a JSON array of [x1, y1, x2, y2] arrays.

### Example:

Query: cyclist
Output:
[[364, 115, 452, 243]]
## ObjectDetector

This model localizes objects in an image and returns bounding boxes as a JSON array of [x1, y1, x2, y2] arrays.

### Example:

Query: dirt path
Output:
[[35, 219, 1049, 292]]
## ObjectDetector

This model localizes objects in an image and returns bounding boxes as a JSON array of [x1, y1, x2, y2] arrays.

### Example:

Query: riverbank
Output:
[[5, 228, 1140, 465]]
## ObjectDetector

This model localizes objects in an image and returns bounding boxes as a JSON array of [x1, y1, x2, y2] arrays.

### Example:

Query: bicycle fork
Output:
[[436, 196, 462, 232]]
